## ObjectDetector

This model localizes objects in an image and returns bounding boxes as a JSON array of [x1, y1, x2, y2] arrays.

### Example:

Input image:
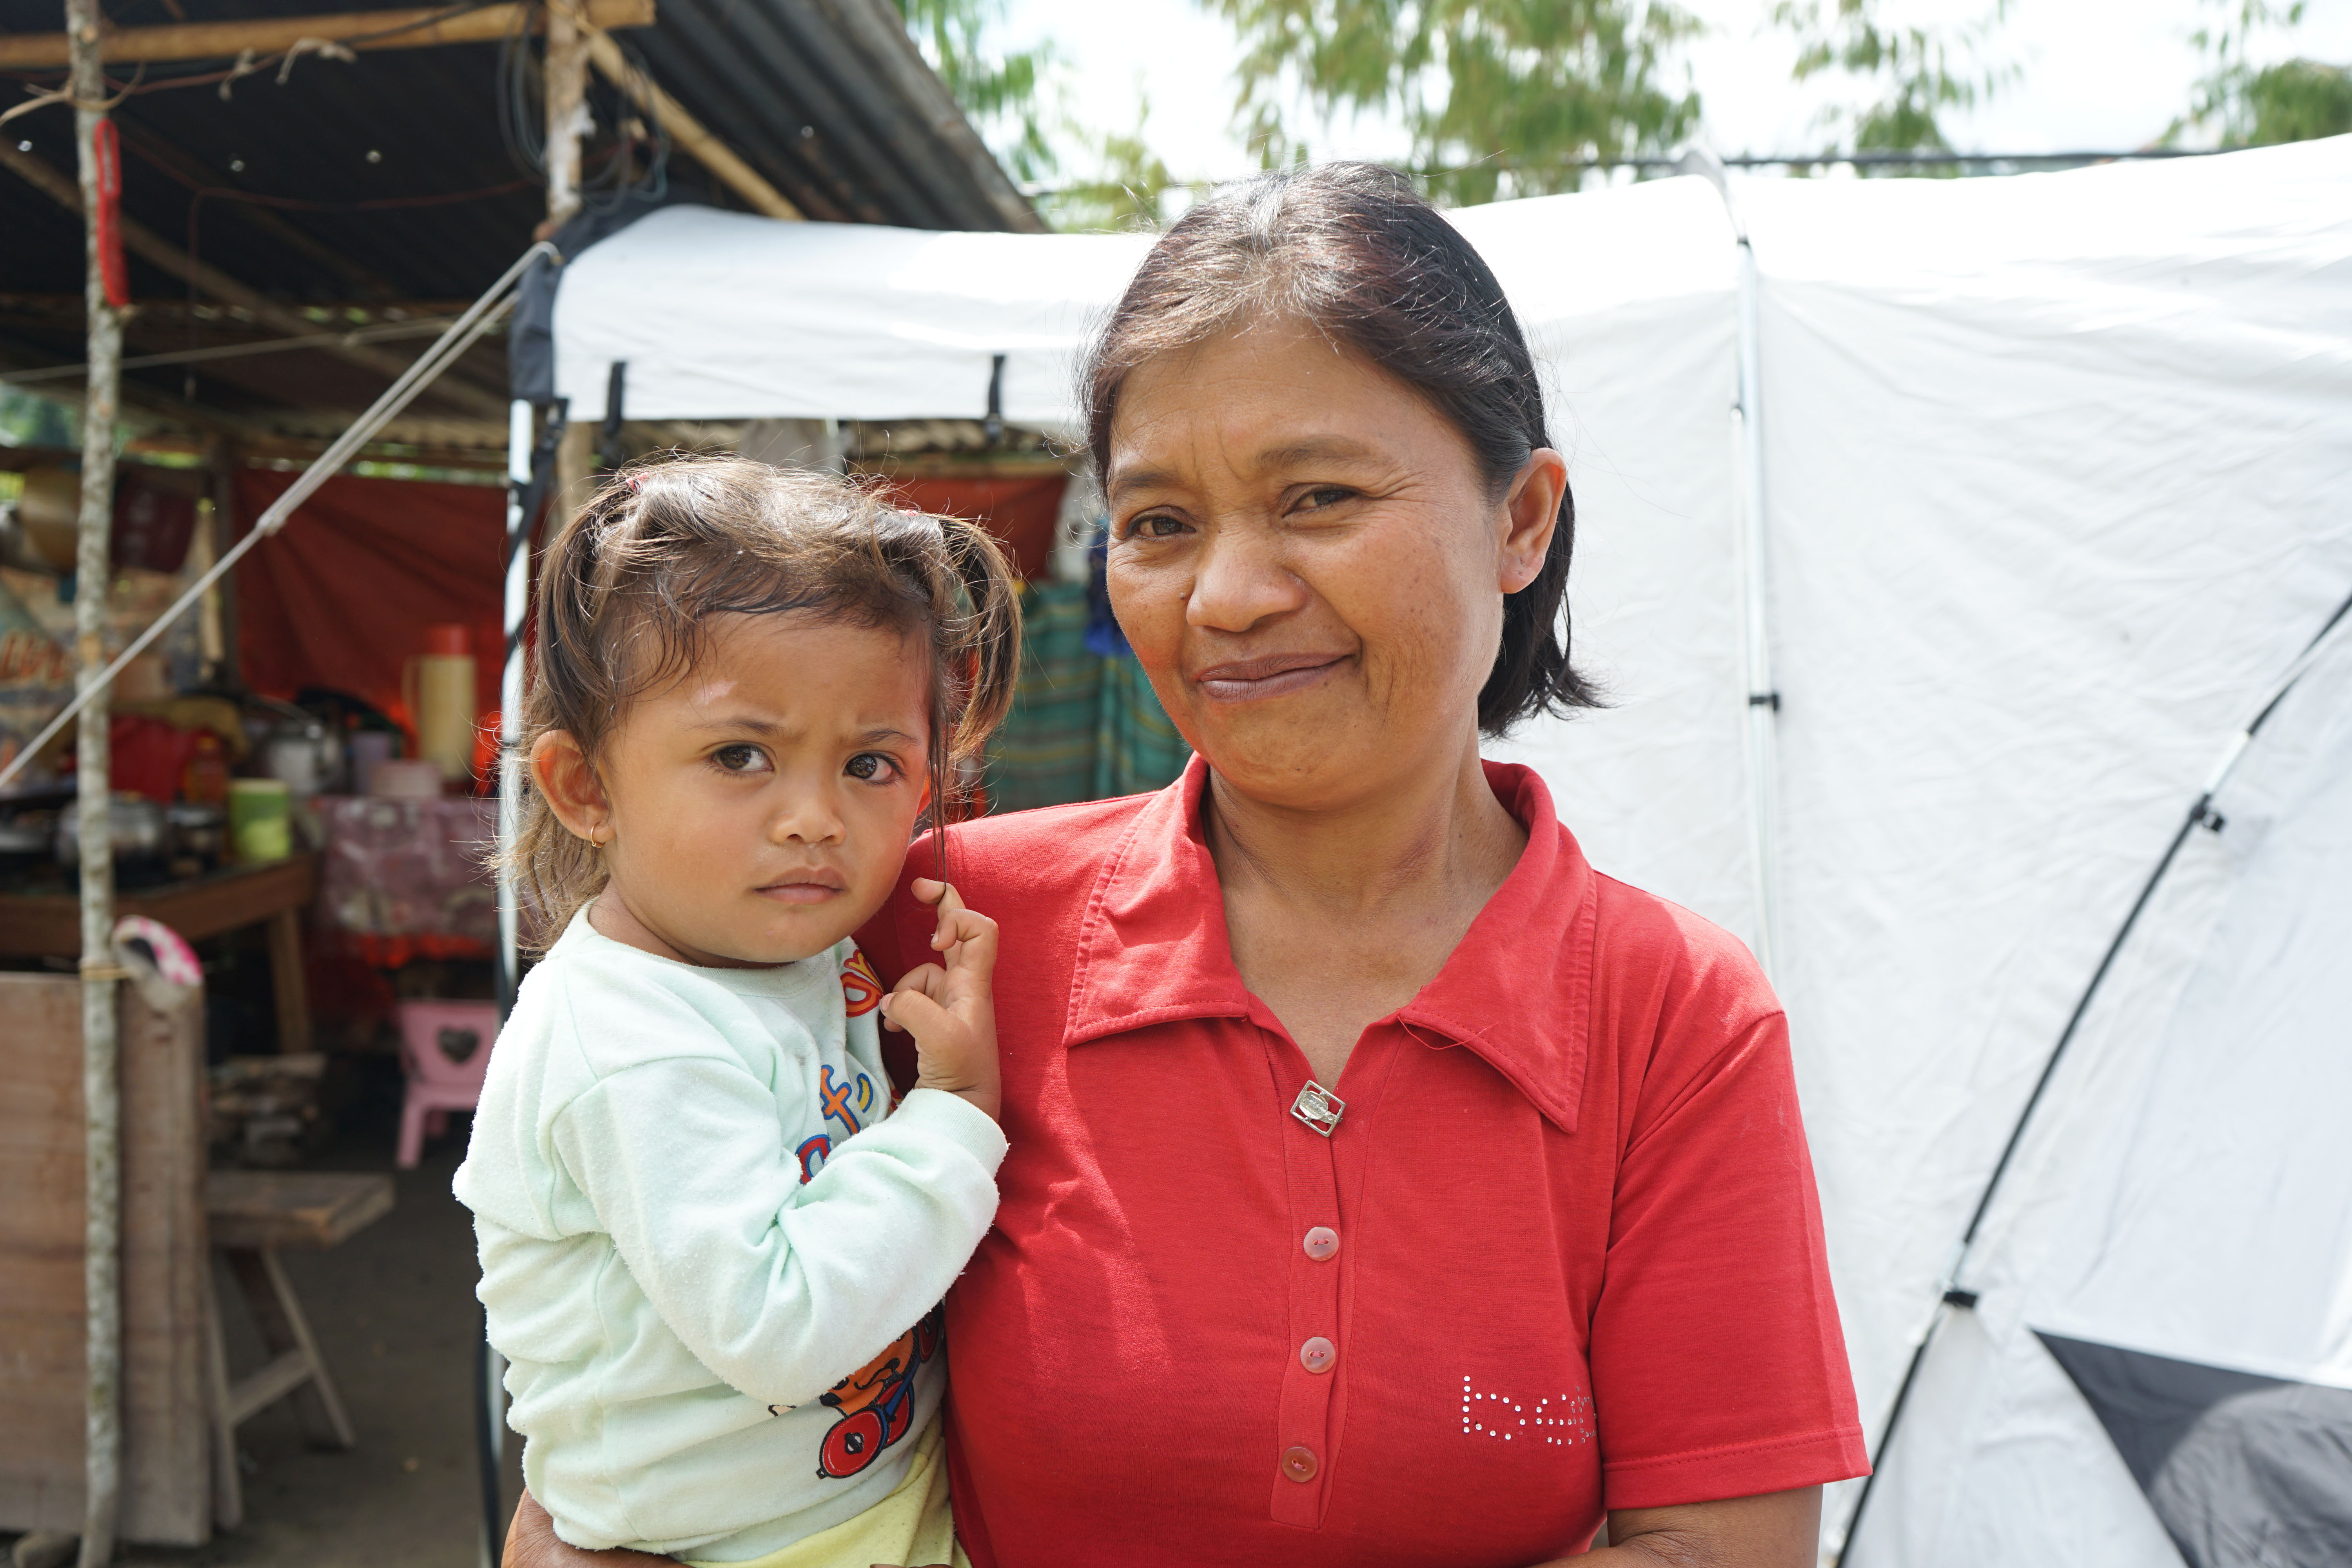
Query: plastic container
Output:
[[404, 623, 477, 788], [369, 758, 444, 800], [228, 777, 292, 863]]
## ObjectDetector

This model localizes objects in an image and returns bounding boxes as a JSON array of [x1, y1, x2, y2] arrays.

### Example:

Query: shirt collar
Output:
[[1062, 753, 1594, 1135]]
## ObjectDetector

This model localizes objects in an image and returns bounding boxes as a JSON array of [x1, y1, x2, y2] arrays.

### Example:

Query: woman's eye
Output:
[[1125, 514, 1189, 540], [845, 753, 901, 783], [1296, 486, 1353, 512], [712, 744, 771, 774]]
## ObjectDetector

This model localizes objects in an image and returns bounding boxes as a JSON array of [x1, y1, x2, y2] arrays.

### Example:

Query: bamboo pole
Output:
[[0, 0, 654, 69], [543, 2, 590, 227], [66, 0, 123, 1560], [583, 27, 801, 221]]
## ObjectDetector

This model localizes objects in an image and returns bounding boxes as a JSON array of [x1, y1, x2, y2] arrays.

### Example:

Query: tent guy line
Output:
[[0, 243, 554, 796], [1836, 572, 2352, 1566]]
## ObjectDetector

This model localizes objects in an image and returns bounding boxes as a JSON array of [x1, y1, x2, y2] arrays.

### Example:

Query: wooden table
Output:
[[0, 851, 318, 1052]]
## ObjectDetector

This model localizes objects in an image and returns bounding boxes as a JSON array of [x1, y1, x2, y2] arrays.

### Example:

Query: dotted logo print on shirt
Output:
[[1463, 1377, 1596, 1447]]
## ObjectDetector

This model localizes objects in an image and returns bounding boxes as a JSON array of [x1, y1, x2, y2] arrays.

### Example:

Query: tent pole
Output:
[[1731, 226, 1783, 983], [67, 0, 125, 1558], [1837, 582, 2352, 1565], [1677, 145, 1785, 982]]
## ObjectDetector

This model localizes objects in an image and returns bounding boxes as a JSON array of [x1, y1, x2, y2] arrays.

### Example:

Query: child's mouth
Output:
[[755, 874, 848, 904]]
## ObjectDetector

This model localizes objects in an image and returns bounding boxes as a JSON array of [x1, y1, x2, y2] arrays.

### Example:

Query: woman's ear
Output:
[[532, 731, 610, 844], [1497, 448, 1567, 593]]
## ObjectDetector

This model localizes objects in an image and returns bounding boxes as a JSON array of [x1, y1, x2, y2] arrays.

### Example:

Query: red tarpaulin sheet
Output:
[[232, 469, 506, 763], [231, 468, 1067, 751]]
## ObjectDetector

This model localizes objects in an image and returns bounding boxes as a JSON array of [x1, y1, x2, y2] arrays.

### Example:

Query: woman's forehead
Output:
[[1108, 330, 1455, 494]]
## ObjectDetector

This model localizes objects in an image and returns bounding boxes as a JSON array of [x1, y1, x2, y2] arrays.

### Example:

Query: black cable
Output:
[[1840, 579, 2352, 1564]]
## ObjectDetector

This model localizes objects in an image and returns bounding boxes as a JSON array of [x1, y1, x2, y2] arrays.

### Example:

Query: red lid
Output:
[[423, 622, 470, 657]]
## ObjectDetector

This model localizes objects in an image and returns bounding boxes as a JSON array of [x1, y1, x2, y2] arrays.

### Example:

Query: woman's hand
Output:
[[503, 1491, 671, 1568], [1535, 1487, 1822, 1568], [878, 879, 1001, 1123]]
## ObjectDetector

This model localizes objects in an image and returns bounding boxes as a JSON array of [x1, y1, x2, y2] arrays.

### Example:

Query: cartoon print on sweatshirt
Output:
[[816, 1307, 943, 1479], [840, 949, 884, 1017]]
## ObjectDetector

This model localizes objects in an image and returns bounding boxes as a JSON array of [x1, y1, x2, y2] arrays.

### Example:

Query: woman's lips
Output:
[[1193, 653, 1347, 703], [756, 873, 847, 905]]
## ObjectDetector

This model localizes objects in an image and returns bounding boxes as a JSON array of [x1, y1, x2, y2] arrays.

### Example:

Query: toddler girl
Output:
[[455, 455, 1020, 1568]]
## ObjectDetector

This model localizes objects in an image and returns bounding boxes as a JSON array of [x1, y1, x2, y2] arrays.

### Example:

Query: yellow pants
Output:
[[683, 1415, 965, 1568]]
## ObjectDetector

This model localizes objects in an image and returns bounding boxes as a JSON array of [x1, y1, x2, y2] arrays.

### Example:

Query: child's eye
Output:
[[712, 744, 772, 775], [845, 753, 902, 783]]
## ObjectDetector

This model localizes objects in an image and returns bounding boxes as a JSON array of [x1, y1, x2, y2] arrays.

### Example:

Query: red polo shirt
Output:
[[859, 759, 1864, 1567]]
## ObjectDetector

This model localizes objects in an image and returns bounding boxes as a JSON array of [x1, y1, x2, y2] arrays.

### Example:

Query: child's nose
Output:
[[767, 787, 845, 845]]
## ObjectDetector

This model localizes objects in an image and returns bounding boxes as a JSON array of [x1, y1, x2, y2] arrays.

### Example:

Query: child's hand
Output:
[[878, 879, 1001, 1124]]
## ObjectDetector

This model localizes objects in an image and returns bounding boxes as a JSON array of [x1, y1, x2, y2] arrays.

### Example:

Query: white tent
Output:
[[546, 139, 2352, 1565]]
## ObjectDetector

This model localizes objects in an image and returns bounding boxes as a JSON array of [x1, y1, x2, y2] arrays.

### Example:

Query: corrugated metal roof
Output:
[[0, 0, 1038, 434]]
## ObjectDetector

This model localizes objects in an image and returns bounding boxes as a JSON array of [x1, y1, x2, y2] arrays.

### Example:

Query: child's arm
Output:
[[545, 933, 1005, 1411]]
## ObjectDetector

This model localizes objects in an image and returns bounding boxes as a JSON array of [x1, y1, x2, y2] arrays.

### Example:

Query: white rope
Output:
[[0, 241, 555, 793]]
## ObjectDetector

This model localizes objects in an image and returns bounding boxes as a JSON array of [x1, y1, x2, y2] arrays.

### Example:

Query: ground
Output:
[[9, 1106, 521, 1568]]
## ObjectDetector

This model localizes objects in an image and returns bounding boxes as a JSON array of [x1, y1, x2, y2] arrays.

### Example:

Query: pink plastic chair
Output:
[[394, 1000, 499, 1169]]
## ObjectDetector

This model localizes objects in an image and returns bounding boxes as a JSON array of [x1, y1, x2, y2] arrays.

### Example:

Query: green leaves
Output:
[[891, 0, 1063, 183], [1770, 0, 2015, 171], [2171, 2, 2351, 148], [1203, 0, 1702, 205]]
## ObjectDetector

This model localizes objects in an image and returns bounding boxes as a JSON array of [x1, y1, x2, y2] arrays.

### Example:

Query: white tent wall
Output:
[[1457, 181, 1758, 955], [1721, 140, 2352, 1563], [540, 140, 2352, 1563]]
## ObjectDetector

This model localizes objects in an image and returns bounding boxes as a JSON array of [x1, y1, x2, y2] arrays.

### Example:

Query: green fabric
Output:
[[984, 582, 1191, 813]]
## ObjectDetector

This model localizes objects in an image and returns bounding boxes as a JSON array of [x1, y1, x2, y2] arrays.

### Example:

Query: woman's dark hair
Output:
[[1082, 161, 1599, 735], [503, 453, 1022, 946]]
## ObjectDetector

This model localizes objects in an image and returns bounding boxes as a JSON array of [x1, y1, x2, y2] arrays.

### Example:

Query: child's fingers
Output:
[[878, 977, 956, 1042], [934, 909, 997, 983], [877, 963, 945, 1031], [910, 876, 949, 907]]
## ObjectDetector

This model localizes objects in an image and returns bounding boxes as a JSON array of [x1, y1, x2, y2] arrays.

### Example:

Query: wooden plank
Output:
[[0, 0, 655, 69], [0, 851, 318, 956], [0, 974, 211, 1545], [205, 1172, 394, 1252]]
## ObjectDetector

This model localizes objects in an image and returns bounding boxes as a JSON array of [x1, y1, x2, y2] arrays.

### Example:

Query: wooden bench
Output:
[[203, 1170, 394, 1529]]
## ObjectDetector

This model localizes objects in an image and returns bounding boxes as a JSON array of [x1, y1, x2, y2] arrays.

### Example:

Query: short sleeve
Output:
[[1588, 1001, 1869, 1510]]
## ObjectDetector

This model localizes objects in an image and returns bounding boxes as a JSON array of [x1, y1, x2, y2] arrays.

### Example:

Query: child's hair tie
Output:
[[625, 473, 646, 494]]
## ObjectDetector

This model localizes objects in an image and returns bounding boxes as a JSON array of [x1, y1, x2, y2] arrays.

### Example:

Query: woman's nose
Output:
[[1187, 527, 1303, 632]]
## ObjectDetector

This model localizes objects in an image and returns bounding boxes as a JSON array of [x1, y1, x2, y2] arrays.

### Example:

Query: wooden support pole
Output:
[[66, 0, 123, 1561], [0, 0, 654, 69], [0, 143, 511, 420], [583, 27, 801, 221], [543, 3, 591, 228]]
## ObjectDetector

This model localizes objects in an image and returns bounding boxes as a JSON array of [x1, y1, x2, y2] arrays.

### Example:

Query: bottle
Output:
[[182, 730, 230, 806]]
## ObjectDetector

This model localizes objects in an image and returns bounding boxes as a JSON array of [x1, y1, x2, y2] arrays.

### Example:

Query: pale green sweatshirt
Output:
[[453, 904, 1005, 1561]]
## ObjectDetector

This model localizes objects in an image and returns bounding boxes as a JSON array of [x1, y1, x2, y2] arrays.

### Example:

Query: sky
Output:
[[997, 0, 2352, 188]]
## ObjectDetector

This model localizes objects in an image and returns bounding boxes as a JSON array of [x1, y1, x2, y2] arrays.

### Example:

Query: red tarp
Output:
[[231, 469, 1066, 750], [232, 469, 507, 758]]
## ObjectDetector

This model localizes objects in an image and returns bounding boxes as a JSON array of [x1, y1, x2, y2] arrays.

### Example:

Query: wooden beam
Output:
[[0, 143, 509, 420], [584, 26, 801, 221], [0, 0, 655, 70]]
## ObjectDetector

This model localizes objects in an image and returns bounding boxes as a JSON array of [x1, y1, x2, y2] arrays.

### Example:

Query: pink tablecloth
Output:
[[313, 795, 497, 943]]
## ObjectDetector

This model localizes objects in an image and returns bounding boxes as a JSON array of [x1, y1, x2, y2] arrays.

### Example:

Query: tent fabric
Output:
[[2038, 1332, 2352, 1568], [545, 138, 2352, 1563]]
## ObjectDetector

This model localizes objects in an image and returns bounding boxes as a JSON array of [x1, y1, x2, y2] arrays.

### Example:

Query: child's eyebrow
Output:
[[687, 717, 920, 749]]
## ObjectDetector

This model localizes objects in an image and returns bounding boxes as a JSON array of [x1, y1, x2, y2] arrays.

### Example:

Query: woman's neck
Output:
[[1205, 740, 1525, 919], [1203, 737, 1528, 1083]]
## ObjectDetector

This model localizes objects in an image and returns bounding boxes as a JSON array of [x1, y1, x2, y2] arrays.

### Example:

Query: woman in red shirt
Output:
[[510, 162, 1864, 1567]]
